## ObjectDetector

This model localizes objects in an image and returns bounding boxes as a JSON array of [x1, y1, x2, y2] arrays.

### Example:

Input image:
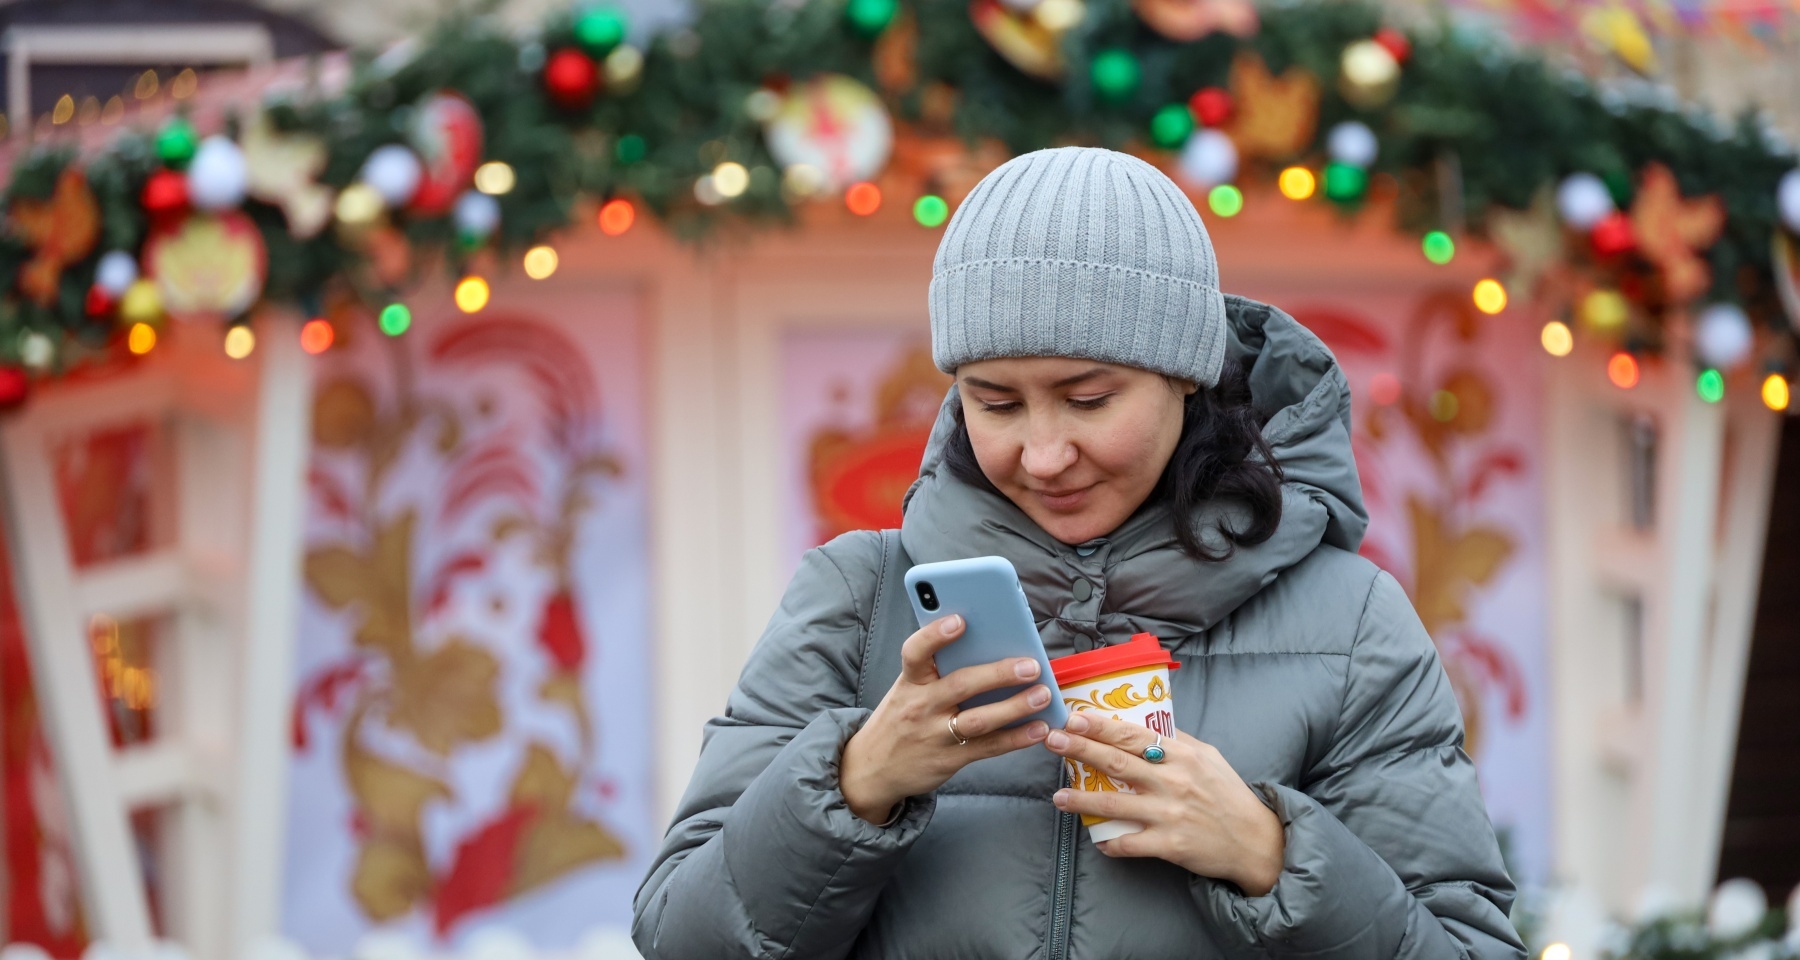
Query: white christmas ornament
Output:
[[1326, 121, 1378, 169], [1694, 303, 1755, 370], [95, 250, 139, 296], [1178, 129, 1238, 189], [19, 332, 54, 370], [1707, 877, 1768, 941], [763, 75, 892, 192], [186, 136, 249, 211], [1556, 172, 1615, 230], [1777, 168, 1800, 236], [453, 190, 501, 239], [360, 145, 424, 207]]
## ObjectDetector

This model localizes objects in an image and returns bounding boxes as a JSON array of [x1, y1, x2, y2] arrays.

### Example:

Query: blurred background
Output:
[[0, 0, 1797, 958]]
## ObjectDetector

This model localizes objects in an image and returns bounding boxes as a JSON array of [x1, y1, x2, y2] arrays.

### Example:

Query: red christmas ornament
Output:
[[1374, 27, 1412, 64], [543, 48, 601, 110], [142, 169, 189, 219], [0, 368, 27, 410], [85, 285, 114, 318], [1591, 211, 1637, 257], [1188, 87, 1233, 128]]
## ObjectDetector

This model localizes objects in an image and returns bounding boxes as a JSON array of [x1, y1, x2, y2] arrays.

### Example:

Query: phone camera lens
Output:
[[915, 582, 939, 612]]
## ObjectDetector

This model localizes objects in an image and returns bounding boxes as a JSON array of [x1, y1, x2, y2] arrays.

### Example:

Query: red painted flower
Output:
[[536, 589, 586, 673]]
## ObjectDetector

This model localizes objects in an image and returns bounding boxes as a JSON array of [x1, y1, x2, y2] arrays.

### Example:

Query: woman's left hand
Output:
[[1045, 713, 1285, 896]]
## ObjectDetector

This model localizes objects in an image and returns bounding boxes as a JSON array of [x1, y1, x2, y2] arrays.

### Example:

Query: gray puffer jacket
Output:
[[634, 295, 1525, 959]]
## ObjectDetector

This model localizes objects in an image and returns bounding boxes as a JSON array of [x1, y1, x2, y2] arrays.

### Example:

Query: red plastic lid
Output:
[[1049, 633, 1181, 687]]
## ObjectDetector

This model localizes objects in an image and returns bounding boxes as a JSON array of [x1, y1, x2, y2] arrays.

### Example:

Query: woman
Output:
[[634, 147, 1524, 959]]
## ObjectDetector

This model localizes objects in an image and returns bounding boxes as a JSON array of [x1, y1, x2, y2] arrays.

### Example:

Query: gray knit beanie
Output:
[[928, 146, 1229, 387]]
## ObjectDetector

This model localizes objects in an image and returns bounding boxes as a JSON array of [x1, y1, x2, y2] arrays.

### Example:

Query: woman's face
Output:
[[957, 357, 1193, 545]]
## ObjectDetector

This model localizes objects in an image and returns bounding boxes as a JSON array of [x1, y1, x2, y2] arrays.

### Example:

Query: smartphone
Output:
[[904, 556, 1068, 729]]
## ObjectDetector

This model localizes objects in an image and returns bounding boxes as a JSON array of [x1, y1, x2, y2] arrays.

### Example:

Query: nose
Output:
[[1019, 415, 1077, 479]]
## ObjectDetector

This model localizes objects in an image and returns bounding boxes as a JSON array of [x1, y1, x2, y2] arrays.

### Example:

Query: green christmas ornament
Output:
[[1323, 161, 1367, 202], [845, 0, 898, 37], [1602, 168, 1633, 207], [1091, 49, 1141, 102], [156, 117, 200, 168], [1150, 104, 1194, 149], [574, 7, 628, 54], [615, 133, 647, 164]]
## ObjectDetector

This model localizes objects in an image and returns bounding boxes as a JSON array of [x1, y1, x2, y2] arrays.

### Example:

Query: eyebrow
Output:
[[961, 367, 1112, 392]]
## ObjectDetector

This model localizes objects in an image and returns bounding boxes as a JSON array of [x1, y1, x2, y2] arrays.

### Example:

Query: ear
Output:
[[1166, 376, 1200, 397]]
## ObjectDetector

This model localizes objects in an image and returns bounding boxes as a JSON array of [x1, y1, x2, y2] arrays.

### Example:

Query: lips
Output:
[[1035, 484, 1095, 511]]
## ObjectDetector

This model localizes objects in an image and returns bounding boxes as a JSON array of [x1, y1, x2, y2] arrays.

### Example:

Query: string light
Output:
[[711, 161, 749, 198], [1540, 944, 1571, 960], [454, 276, 491, 313], [1607, 351, 1640, 389], [1762, 373, 1790, 411], [598, 198, 635, 236], [134, 70, 159, 100], [1208, 185, 1244, 217], [126, 323, 157, 356], [1422, 231, 1455, 264], [224, 325, 256, 360], [300, 318, 335, 355], [913, 195, 949, 228], [846, 182, 882, 216], [1369, 372, 1401, 406], [1472, 278, 1507, 314], [523, 245, 559, 279], [1429, 389, 1459, 421], [76, 96, 101, 126], [1540, 320, 1574, 357], [474, 161, 516, 195], [51, 94, 74, 125], [170, 68, 198, 100], [379, 303, 411, 336], [1278, 166, 1315, 200], [1696, 368, 1725, 403], [101, 95, 124, 125]]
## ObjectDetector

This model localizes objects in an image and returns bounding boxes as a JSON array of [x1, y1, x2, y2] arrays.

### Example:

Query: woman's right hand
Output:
[[840, 614, 1053, 824]]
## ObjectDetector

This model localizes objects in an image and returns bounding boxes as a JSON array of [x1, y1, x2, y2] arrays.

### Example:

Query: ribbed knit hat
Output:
[[928, 146, 1229, 387]]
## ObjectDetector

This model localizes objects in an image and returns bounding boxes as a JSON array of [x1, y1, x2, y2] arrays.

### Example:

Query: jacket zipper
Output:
[[1047, 789, 1078, 960]]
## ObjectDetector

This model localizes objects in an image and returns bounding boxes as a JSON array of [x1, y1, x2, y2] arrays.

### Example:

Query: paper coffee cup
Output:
[[1049, 633, 1181, 843]]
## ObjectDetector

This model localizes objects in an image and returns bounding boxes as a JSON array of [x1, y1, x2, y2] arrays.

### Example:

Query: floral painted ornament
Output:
[[9, 168, 100, 306], [409, 92, 484, 215], [242, 111, 334, 238], [144, 212, 268, 322], [1132, 0, 1257, 42], [1224, 52, 1319, 161], [763, 74, 893, 192], [1628, 163, 1724, 305]]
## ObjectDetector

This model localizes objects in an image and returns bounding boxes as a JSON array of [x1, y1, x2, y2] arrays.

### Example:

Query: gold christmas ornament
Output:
[[1225, 52, 1319, 161], [970, 0, 1070, 81], [1339, 39, 1400, 109], [119, 278, 164, 325], [242, 111, 334, 238]]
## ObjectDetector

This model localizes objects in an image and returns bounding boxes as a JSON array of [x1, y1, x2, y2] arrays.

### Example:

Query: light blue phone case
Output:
[[903, 556, 1068, 729]]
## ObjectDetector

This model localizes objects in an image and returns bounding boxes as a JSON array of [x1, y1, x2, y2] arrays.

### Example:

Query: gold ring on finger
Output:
[[948, 713, 970, 746]]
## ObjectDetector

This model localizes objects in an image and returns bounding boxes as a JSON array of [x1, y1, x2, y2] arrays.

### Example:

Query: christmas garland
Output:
[[2, 0, 1799, 411]]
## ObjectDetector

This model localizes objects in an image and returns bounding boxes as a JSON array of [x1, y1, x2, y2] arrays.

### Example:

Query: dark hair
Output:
[[942, 358, 1283, 561]]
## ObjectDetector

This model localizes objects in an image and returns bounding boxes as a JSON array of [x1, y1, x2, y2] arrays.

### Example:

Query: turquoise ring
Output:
[[1143, 733, 1166, 764]]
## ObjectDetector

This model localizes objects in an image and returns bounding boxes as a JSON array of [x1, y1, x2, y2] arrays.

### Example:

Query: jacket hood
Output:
[[901, 294, 1366, 649]]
